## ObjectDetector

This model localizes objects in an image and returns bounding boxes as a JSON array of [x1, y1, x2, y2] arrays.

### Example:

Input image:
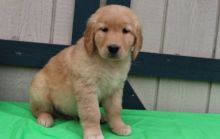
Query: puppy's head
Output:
[[84, 5, 142, 61]]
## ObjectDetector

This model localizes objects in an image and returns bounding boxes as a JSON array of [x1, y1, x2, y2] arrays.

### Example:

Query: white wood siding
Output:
[[0, 0, 53, 43], [0, 0, 54, 102], [0, 0, 74, 102], [129, 0, 166, 110], [0, 0, 220, 113], [130, 0, 220, 113], [209, 8, 220, 113], [157, 0, 218, 113], [51, 0, 75, 44]]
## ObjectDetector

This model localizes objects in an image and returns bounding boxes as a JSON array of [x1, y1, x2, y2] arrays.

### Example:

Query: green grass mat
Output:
[[1, 101, 220, 139]]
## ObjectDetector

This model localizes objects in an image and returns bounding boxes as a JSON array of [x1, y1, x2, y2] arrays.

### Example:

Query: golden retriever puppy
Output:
[[30, 4, 142, 139]]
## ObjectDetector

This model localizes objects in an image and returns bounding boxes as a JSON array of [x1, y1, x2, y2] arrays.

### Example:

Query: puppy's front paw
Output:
[[84, 134, 104, 139], [111, 124, 132, 136], [37, 112, 54, 127]]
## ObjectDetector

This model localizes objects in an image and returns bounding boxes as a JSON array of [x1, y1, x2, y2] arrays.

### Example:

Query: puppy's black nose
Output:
[[108, 44, 119, 54]]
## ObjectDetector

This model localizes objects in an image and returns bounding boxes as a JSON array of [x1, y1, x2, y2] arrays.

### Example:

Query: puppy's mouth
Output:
[[108, 53, 119, 59]]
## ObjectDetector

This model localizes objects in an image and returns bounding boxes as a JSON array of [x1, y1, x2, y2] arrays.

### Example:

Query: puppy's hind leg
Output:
[[30, 79, 54, 127]]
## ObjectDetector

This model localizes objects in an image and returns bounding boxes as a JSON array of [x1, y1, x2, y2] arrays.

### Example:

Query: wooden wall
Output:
[[130, 0, 220, 113], [0, 0, 75, 101], [0, 0, 220, 113]]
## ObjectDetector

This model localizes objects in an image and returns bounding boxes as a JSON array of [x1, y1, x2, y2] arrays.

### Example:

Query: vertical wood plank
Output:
[[157, 79, 209, 112], [209, 2, 220, 113], [0, 65, 38, 101], [100, 0, 107, 7], [157, 0, 218, 112], [0, 0, 53, 43], [128, 76, 158, 110], [128, 0, 166, 110], [131, 0, 166, 53], [209, 83, 220, 113], [215, 12, 220, 59], [163, 0, 218, 58], [52, 0, 75, 45]]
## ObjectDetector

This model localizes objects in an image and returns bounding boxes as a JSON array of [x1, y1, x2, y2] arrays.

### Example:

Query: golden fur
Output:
[[30, 5, 142, 139]]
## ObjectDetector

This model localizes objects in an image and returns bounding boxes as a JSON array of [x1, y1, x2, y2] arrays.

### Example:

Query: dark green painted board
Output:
[[1, 39, 220, 83], [107, 0, 131, 7], [71, 0, 100, 44], [123, 81, 145, 109], [130, 52, 220, 82], [0, 39, 66, 67]]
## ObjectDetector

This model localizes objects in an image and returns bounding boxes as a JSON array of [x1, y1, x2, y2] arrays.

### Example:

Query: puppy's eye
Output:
[[122, 28, 130, 34], [100, 27, 108, 33]]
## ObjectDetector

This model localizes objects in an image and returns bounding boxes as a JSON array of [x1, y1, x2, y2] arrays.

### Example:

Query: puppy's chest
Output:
[[96, 69, 126, 99]]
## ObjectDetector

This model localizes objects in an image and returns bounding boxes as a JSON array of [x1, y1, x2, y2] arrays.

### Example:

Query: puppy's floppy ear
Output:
[[132, 22, 143, 60], [84, 15, 97, 56]]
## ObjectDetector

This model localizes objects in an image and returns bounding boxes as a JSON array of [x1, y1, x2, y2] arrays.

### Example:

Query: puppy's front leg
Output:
[[76, 87, 103, 139], [103, 89, 131, 136]]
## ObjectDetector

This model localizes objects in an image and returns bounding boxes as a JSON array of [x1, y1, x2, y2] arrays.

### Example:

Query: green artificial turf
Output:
[[1, 101, 220, 139]]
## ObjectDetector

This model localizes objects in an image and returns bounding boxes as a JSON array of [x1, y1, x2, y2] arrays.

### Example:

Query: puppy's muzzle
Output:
[[108, 44, 120, 57]]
